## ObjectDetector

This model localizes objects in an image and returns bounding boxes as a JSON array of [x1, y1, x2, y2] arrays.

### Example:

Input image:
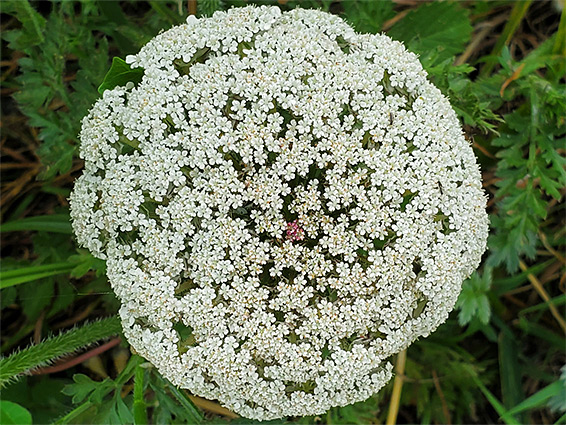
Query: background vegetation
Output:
[[1, 0, 564, 424]]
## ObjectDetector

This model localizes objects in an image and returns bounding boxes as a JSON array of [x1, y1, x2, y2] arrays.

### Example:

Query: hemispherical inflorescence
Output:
[[70, 6, 489, 420]]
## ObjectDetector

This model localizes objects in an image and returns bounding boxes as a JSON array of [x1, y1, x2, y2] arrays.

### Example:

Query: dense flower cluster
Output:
[[70, 6, 488, 420]]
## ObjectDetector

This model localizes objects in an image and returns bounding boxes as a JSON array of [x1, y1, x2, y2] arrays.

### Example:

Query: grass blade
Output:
[[498, 331, 525, 420], [0, 214, 72, 234], [506, 380, 564, 417], [0, 262, 76, 289], [517, 318, 566, 350], [470, 373, 520, 425]]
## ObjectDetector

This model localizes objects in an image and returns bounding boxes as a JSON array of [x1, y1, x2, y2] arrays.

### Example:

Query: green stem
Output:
[[133, 365, 148, 425], [0, 316, 122, 388], [54, 401, 94, 425]]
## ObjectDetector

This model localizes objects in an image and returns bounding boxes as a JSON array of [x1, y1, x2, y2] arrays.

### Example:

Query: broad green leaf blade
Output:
[[98, 57, 144, 95], [0, 214, 72, 234], [0, 401, 32, 425], [388, 2, 472, 65]]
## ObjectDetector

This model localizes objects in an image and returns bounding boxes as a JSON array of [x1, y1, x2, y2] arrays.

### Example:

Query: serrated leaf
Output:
[[49, 280, 76, 316], [488, 225, 537, 273], [1, 0, 46, 50], [18, 280, 54, 320], [388, 2, 472, 64], [456, 269, 492, 326], [98, 57, 144, 95], [535, 166, 563, 200], [62, 374, 102, 404]]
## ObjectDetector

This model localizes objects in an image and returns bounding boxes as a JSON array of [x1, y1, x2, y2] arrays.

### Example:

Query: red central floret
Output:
[[286, 219, 304, 241]]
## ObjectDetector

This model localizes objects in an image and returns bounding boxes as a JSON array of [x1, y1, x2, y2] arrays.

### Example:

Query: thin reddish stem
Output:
[[32, 337, 122, 375]]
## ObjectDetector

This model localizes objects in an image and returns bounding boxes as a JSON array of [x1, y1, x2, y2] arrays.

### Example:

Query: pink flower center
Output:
[[286, 220, 304, 242]]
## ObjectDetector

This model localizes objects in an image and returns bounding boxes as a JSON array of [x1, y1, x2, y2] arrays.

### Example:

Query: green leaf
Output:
[[517, 318, 566, 350], [115, 392, 134, 424], [69, 251, 106, 279], [62, 374, 108, 404], [535, 165, 563, 200], [342, 0, 395, 34], [520, 294, 566, 315], [98, 57, 144, 95], [20, 279, 55, 321], [151, 373, 203, 424], [488, 225, 538, 273], [165, 383, 203, 423], [197, 0, 224, 17], [456, 268, 492, 326], [388, 2, 472, 64], [1, 0, 46, 50], [0, 401, 32, 425], [0, 214, 72, 234]]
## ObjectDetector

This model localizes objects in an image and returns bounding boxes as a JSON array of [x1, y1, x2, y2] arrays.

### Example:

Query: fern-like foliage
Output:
[[487, 45, 566, 272]]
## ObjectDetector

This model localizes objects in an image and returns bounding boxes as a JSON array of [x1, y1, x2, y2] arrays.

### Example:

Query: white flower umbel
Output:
[[70, 6, 488, 420]]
